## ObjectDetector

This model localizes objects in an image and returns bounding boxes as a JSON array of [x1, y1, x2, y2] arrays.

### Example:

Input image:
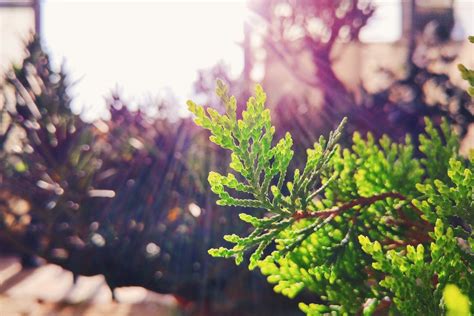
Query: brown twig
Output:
[[293, 192, 423, 221]]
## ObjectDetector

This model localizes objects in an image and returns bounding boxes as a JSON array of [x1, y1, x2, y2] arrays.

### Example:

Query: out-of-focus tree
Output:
[[195, 0, 473, 164], [254, 0, 472, 138], [250, 0, 374, 106], [0, 36, 207, 297], [365, 27, 474, 141], [0, 36, 299, 315]]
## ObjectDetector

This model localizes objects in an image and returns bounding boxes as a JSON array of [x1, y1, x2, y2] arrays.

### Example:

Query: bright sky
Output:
[[43, 0, 249, 120]]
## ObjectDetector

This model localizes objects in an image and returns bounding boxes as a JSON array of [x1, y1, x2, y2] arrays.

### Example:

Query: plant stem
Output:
[[292, 192, 423, 220]]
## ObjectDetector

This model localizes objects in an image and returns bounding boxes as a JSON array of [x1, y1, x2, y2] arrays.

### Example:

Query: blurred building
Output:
[[258, 0, 474, 106]]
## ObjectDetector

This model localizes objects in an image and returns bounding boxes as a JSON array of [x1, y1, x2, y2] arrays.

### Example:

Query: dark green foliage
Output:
[[189, 81, 473, 315]]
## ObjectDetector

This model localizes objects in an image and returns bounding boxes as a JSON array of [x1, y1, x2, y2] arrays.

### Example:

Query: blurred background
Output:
[[0, 1, 473, 315]]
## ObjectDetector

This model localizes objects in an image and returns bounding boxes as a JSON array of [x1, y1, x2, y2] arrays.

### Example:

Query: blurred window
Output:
[[360, 0, 402, 42], [416, 0, 452, 8], [360, 0, 473, 42], [452, 1, 474, 40]]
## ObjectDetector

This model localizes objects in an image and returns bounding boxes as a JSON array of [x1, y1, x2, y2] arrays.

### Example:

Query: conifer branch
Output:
[[189, 80, 473, 315]]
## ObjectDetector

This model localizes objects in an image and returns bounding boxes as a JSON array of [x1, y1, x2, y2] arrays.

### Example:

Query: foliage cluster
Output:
[[189, 80, 473, 315]]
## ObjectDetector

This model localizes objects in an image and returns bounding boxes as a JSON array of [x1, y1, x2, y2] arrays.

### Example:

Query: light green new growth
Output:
[[188, 81, 473, 315], [359, 219, 471, 315], [188, 80, 346, 268], [444, 284, 471, 316]]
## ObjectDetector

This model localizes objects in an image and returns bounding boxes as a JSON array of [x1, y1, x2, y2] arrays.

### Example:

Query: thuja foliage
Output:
[[444, 284, 471, 316], [188, 81, 473, 315]]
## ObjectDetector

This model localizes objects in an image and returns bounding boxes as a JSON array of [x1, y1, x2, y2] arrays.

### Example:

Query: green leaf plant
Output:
[[187, 80, 473, 315]]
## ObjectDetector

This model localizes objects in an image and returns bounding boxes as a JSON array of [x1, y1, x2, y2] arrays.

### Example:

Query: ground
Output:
[[0, 256, 179, 316]]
